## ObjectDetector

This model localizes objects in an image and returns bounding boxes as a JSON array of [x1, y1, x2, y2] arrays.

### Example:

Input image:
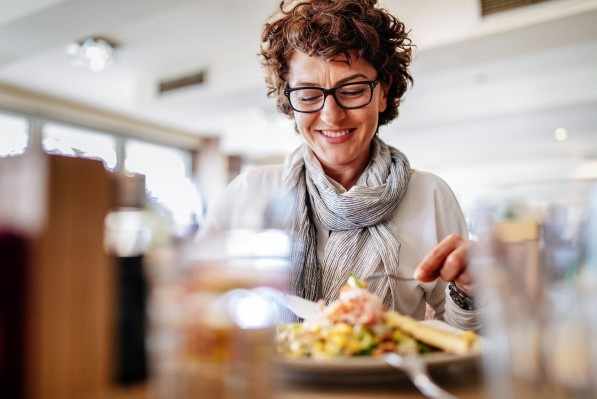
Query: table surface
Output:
[[276, 360, 486, 399], [106, 359, 486, 399]]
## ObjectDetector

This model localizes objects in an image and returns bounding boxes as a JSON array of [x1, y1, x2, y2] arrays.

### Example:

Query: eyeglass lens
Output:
[[288, 82, 374, 112]]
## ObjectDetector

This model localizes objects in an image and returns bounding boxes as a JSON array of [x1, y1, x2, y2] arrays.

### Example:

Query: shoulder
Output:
[[199, 164, 285, 236], [403, 169, 467, 237], [399, 169, 465, 225], [408, 169, 456, 197], [214, 164, 286, 208], [400, 169, 460, 210], [229, 164, 285, 190]]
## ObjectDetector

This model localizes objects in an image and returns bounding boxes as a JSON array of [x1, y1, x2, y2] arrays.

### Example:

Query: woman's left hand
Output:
[[413, 234, 476, 296]]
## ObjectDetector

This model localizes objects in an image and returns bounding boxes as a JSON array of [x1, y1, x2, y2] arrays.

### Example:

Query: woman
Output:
[[200, 0, 479, 330]]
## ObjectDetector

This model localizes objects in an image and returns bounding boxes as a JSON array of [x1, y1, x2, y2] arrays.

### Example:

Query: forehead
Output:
[[287, 50, 376, 83]]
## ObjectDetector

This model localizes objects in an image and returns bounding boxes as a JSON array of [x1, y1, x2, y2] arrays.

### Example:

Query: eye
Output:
[[338, 85, 367, 98], [294, 89, 323, 103]]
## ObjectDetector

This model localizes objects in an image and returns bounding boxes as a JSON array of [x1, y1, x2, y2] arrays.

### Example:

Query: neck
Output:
[[323, 165, 363, 190], [320, 143, 374, 191]]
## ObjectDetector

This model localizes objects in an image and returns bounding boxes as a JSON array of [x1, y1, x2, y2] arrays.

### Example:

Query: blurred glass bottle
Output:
[[104, 172, 151, 385], [581, 184, 597, 396]]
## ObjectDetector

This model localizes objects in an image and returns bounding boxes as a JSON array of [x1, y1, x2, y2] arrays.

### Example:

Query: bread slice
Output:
[[385, 312, 479, 355]]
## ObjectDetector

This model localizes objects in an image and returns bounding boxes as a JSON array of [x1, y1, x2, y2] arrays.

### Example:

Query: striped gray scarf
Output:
[[282, 137, 411, 309]]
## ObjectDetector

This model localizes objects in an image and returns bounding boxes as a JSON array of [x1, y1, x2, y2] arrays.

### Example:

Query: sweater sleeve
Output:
[[421, 173, 482, 331]]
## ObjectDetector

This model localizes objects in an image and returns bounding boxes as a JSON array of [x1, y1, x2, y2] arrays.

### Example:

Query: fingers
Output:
[[414, 235, 471, 283], [439, 241, 469, 281]]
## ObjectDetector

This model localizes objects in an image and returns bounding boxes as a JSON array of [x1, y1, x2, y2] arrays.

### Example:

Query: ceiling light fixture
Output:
[[554, 127, 568, 141], [66, 37, 118, 72]]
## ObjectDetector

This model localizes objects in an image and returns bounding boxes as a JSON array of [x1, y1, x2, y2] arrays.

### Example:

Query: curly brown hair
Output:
[[260, 0, 413, 127]]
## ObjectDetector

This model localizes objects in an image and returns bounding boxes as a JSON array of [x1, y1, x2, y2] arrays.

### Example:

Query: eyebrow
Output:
[[292, 73, 372, 88]]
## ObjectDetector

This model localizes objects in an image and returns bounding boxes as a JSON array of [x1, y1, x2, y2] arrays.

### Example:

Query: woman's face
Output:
[[286, 50, 389, 175]]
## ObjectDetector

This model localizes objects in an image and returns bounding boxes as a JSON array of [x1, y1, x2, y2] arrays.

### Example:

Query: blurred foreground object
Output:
[[470, 190, 597, 399], [1, 153, 116, 398], [105, 173, 151, 386], [148, 229, 289, 399]]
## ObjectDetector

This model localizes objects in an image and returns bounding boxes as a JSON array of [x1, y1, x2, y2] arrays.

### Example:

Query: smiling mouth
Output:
[[320, 129, 352, 138]]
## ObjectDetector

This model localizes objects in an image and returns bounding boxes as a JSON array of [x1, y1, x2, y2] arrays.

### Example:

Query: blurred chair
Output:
[[495, 220, 541, 298]]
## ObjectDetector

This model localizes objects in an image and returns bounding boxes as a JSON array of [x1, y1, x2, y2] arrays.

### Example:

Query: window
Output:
[[0, 108, 202, 237], [43, 122, 118, 170], [125, 139, 203, 236], [0, 113, 28, 157]]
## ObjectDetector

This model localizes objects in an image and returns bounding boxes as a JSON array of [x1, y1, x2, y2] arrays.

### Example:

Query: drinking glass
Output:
[[147, 229, 290, 399], [470, 186, 597, 399]]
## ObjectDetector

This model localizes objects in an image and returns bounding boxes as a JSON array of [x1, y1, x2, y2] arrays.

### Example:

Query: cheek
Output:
[[294, 114, 314, 134], [360, 108, 380, 131]]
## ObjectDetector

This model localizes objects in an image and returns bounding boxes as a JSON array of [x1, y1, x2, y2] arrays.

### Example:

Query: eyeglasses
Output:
[[284, 78, 380, 113]]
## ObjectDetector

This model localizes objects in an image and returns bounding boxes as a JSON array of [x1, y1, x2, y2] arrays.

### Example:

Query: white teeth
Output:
[[321, 129, 350, 138]]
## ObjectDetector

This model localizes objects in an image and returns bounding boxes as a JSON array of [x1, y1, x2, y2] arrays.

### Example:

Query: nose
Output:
[[319, 93, 346, 124]]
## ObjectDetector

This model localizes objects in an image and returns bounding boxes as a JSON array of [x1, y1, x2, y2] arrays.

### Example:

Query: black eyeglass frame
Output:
[[283, 78, 381, 113]]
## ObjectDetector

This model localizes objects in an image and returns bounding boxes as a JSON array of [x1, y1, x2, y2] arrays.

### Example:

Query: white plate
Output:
[[276, 351, 481, 383], [275, 321, 482, 383]]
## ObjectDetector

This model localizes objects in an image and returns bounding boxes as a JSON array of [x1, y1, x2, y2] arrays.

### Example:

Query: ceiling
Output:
[[1, 0, 597, 208]]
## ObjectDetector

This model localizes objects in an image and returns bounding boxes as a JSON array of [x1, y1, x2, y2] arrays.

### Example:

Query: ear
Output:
[[378, 75, 392, 113]]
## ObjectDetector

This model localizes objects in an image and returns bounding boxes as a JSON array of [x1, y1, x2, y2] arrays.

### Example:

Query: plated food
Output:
[[276, 276, 479, 359]]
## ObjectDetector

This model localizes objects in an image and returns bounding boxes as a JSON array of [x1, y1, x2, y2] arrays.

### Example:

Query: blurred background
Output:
[[2, 1, 597, 398], [1, 0, 597, 227]]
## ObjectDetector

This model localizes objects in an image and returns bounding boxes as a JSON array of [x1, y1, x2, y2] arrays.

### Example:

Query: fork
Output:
[[384, 352, 457, 399], [364, 273, 415, 283]]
